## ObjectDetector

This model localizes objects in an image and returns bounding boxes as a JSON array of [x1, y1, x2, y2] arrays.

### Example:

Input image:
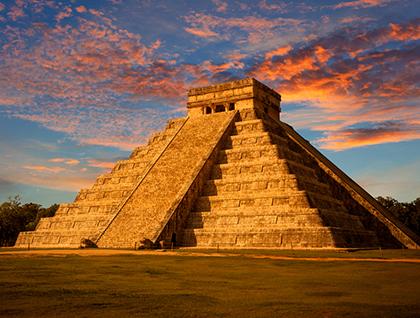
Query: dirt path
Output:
[[1, 248, 420, 263]]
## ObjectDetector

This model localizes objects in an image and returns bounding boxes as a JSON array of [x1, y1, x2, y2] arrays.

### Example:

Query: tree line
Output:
[[376, 196, 420, 237], [0, 196, 58, 246], [0, 196, 419, 247]]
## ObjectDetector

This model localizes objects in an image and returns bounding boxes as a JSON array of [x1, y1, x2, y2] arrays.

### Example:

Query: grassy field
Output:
[[1, 250, 420, 317]]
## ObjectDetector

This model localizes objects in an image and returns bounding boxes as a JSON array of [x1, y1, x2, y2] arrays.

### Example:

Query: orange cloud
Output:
[[183, 12, 304, 49], [333, 0, 391, 9], [212, 0, 228, 13], [8, 5, 25, 20], [259, 0, 287, 12], [55, 6, 72, 22], [318, 122, 420, 151], [249, 19, 420, 149], [75, 5, 87, 13], [48, 158, 80, 165], [23, 165, 65, 173], [389, 22, 420, 41], [184, 27, 218, 38], [87, 159, 116, 170], [264, 45, 292, 59]]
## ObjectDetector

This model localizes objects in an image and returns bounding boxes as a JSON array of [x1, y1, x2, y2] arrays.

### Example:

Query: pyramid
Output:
[[15, 78, 419, 249]]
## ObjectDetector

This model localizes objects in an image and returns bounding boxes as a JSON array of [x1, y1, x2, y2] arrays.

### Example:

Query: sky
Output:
[[0, 0, 419, 207]]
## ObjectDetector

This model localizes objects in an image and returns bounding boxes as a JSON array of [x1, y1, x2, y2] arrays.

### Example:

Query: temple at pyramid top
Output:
[[187, 78, 281, 122]]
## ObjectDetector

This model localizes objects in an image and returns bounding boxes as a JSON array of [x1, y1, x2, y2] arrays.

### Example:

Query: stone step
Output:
[[80, 184, 133, 194], [75, 189, 130, 202], [68, 198, 121, 207], [16, 230, 97, 247], [217, 144, 305, 165], [203, 174, 330, 196], [217, 145, 279, 163], [203, 174, 299, 195], [225, 131, 288, 149], [57, 203, 117, 215], [195, 191, 311, 211], [194, 191, 345, 212], [233, 119, 267, 135], [211, 159, 316, 180], [180, 227, 379, 248], [91, 183, 135, 191], [97, 172, 143, 183], [186, 209, 365, 230], [112, 160, 149, 172], [36, 214, 110, 231], [192, 206, 319, 215]]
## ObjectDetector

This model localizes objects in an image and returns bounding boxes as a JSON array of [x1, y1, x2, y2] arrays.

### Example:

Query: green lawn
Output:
[[1, 252, 419, 317]]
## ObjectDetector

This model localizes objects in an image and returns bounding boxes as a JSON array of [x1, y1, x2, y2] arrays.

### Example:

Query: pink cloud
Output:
[[8, 5, 25, 20], [0, 3, 4, 11], [183, 12, 305, 49], [184, 27, 218, 38], [23, 165, 65, 173], [48, 158, 80, 165], [55, 6, 72, 22], [87, 159, 116, 170], [212, 0, 228, 13], [224, 51, 248, 60], [333, 0, 391, 9], [258, 0, 287, 13]]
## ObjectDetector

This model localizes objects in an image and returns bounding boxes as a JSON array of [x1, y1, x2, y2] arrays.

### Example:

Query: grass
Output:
[[0, 251, 420, 317]]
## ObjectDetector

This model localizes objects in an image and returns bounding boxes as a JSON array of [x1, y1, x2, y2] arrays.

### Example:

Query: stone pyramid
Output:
[[15, 78, 419, 249]]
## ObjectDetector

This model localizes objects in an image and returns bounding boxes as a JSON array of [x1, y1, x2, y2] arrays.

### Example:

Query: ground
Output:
[[1, 249, 420, 317]]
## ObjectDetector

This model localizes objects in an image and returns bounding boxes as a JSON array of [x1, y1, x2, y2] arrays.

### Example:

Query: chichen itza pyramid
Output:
[[15, 78, 419, 249]]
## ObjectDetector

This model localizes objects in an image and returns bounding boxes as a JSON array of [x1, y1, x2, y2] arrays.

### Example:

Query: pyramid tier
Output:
[[203, 174, 331, 196], [181, 227, 379, 248], [185, 208, 366, 231]]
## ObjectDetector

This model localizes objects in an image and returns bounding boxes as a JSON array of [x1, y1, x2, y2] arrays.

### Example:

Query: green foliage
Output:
[[377, 196, 420, 236], [0, 196, 58, 246]]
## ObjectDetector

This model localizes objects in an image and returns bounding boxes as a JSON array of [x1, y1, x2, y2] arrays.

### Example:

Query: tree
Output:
[[0, 197, 58, 246], [377, 196, 420, 236]]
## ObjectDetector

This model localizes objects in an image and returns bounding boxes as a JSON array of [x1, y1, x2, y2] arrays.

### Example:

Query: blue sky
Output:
[[0, 0, 419, 206]]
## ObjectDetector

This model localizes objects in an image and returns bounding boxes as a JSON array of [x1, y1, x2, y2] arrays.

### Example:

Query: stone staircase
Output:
[[180, 112, 380, 248], [14, 118, 186, 248], [96, 111, 237, 248]]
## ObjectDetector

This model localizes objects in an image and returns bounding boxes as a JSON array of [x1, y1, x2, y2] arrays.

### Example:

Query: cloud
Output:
[[212, 0, 228, 13], [250, 19, 420, 150], [0, 3, 4, 12], [183, 12, 306, 51], [87, 159, 115, 170], [48, 158, 80, 165], [75, 5, 87, 13], [338, 16, 375, 24], [55, 6, 72, 22], [0, 6, 194, 150], [333, 0, 392, 9], [8, 5, 25, 21], [318, 121, 420, 150], [23, 165, 65, 173], [258, 0, 287, 13], [264, 45, 292, 59], [184, 26, 218, 38]]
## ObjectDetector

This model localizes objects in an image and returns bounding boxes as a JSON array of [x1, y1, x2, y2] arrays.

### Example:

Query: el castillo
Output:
[[14, 78, 420, 250]]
